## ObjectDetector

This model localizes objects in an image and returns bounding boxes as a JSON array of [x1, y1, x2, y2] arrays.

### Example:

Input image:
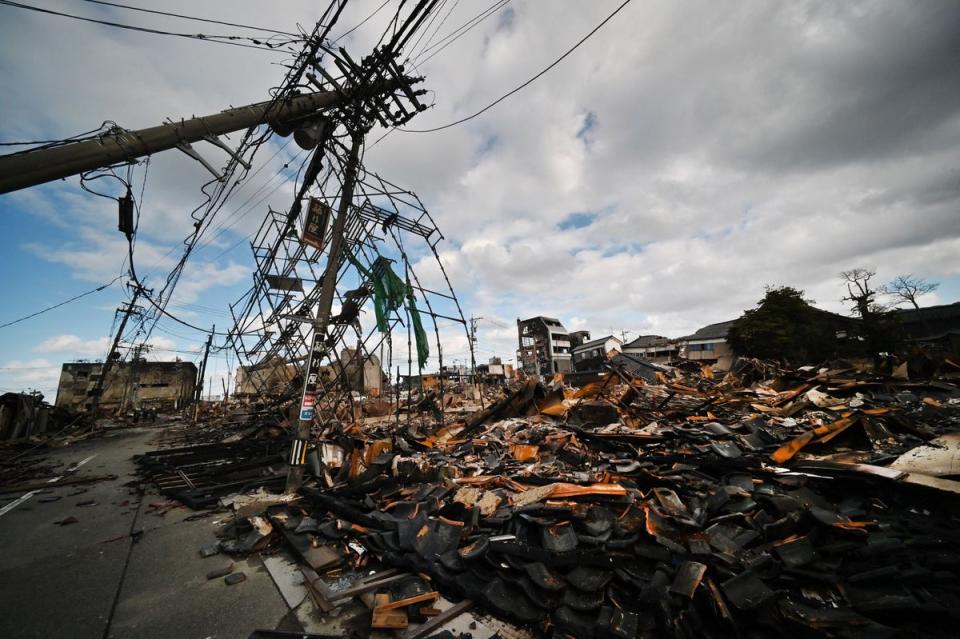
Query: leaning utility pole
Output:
[[120, 342, 148, 415], [193, 325, 214, 422], [0, 81, 405, 195], [285, 129, 363, 494], [88, 284, 142, 414]]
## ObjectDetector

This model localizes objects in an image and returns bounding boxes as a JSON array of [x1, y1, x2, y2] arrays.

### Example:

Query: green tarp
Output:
[[346, 251, 429, 368]]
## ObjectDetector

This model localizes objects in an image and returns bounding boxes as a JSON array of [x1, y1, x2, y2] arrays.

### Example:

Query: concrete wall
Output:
[[684, 340, 734, 370], [56, 361, 196, 412]]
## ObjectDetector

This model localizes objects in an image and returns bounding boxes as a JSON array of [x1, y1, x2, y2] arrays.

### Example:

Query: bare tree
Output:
[[885, 274, 939, 310], [840, 268, 882, 318]]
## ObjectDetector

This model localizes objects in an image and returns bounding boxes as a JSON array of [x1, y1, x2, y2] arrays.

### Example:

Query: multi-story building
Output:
[[55, 360, 197, 413], [680, 320, 736, 370], [517, 316, 573, 376]]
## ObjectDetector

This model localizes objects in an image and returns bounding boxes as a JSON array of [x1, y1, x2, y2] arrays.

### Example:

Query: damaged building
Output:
[[55, 360, 197, 413], [517, 316, 573, 376], [571, 334, 623, 373], [235, 357, 298, 398], [476, 357, 514, 384], [339, 347, 385, 396]]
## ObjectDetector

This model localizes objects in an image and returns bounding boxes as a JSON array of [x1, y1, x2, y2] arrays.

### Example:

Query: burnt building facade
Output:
[[517, 316, 573, 377], [55, 360, 197, 413], [571, 335, 623, 372]]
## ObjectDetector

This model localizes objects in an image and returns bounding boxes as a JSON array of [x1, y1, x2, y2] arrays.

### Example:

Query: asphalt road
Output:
[[0, 426, 293, 639]]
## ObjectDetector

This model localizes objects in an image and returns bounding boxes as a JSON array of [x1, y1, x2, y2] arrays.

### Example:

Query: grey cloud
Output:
[[3, 0, 959, 353]]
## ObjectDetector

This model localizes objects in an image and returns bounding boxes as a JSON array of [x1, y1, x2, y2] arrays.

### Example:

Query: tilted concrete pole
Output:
[[0, 80, 401, 195]]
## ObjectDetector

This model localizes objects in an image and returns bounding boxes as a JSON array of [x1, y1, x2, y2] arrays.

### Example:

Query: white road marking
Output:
[[0, 453, 99, 519], [0, 491, 39, 517]]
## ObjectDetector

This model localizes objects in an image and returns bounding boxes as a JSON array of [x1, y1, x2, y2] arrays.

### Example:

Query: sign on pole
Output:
[[303, 197, 330, 250]]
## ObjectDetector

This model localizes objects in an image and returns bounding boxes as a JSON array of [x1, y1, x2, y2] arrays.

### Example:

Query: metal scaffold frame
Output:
[[224, 145, 471, 432]]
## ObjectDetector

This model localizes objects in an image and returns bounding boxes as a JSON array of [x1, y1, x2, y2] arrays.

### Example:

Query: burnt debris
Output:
[[140, 359, 960, 638]]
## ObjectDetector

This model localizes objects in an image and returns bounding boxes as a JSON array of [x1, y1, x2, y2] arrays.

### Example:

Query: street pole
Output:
[[469, 315, 483, 408], [121, 343, 146, 415], [193, 325, 214, 422], [0, 80, 405, 195], [88, 284, 142, 414], [285, 129, 363, 494]]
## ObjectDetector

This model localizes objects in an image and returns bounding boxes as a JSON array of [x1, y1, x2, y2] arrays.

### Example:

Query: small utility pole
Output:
[[285, 130, 363, 494], [468, 315, 484, 408], [88, 284, 143, 414], [193, 325, 214, 422], [120, 343, 147, 415]]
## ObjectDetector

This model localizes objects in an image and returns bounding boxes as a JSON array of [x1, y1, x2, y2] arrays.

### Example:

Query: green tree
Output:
[[728, 286, 838, 364]]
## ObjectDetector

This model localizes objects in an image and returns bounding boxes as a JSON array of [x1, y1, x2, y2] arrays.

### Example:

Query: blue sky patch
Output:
[[558, 211, 598, 231], [577, 111, 598, 143]]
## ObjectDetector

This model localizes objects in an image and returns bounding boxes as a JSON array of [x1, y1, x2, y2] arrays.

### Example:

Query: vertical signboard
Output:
[[303, 197, 330, 250]]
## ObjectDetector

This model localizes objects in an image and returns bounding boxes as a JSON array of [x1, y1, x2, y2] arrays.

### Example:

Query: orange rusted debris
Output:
[[771, 417, 857, 463], [510, 444, 540, 462], [539, 402, 569, 417], [363, 439, 392, 465], [550, 482, 628, 498]]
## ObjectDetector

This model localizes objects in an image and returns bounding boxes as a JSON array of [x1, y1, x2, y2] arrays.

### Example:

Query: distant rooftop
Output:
[[682, 320, 737, 341], [623, 334, 673, 348]]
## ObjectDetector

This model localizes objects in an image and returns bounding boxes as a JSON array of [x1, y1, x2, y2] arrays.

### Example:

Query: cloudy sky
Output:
[[1, 0, 959, 399]]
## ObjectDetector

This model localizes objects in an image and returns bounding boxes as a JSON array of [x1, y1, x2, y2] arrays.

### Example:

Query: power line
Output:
[[412, 0, 509, 64], [76, 0, 299, 36], [402, 0, 633, 133], [332, 0, 390, 44], [0, 277, 122, 329], [0, 121, 115, 148], [140, 290, 251, 336], [411, 0, 461, 60], [0, 0, 294, 52], [406, 0, 450, 59]]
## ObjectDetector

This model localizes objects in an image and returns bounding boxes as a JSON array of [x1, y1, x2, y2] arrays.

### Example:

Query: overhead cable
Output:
[[332, 0, 390, 44], [412, 0, 509, 64], [76, 0, 300, 36], [0, 0, 295, 52], [0, 276, 122, 329], [402, 0, 633, 133]]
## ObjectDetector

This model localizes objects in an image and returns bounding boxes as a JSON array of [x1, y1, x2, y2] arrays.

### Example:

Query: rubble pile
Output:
[[172, 362, 960, 637], [135, 407, 290, 508]]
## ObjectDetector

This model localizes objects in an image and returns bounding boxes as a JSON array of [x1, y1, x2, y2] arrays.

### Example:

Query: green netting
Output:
[[406, 290, 430, 369], [346, 250, 429, 368]]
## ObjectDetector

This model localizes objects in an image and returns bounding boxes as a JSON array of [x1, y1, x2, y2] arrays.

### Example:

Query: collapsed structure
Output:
[[136, 357, 960, 638]]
